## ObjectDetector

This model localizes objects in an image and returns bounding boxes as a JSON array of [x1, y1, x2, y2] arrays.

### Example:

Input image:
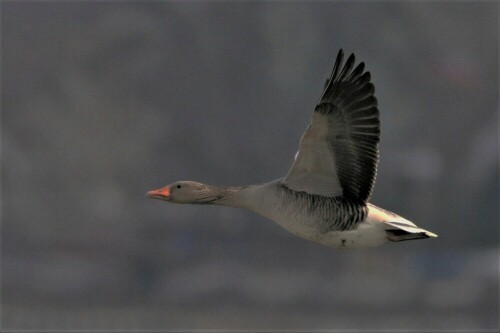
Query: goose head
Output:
[[147, 181, 220, 204]]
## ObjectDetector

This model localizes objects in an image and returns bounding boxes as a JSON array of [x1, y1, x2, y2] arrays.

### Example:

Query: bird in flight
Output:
[[148, 49, 437, 248]]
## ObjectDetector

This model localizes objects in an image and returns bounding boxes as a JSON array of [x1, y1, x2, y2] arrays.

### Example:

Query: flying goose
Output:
[[148, 49, 437, 248]]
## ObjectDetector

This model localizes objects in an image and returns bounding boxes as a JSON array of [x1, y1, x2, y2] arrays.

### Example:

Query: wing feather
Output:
[[282, 49, 380, 202]]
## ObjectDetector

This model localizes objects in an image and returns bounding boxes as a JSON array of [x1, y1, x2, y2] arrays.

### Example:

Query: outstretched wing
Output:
[[282, 49, 380, 203]]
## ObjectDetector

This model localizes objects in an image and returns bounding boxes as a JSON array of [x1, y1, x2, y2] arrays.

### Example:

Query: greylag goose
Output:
[[148, 49, 437, 248]]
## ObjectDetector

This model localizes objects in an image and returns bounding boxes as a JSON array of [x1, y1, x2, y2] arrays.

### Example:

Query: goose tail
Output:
[[384, 221, 438, 242]]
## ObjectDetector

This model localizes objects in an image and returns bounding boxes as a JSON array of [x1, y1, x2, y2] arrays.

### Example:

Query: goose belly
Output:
[[267, 210, 327, 241], [243, 183, 389, 248], [315, 219, 388, 248], [264, 210, 387, 249]]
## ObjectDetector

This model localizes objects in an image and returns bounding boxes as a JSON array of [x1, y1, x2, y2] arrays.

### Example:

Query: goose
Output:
[[147, 49, 437, 248]]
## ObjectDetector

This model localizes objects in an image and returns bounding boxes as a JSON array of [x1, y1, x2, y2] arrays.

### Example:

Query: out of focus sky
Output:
[[2, 1, 498, 331]]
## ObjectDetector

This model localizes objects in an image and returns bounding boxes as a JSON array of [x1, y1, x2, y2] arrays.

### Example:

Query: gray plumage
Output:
[[277, 183, 367, 231], [148, 49, 438, 249]]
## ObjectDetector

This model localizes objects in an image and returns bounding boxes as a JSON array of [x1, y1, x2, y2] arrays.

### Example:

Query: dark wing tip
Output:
[[319, 49, 346, 102], [338, 53, 356, 81], [347, 62, 365, 81], [315, 50, 380, 203], [347, 53, 355, 64], [332, 49, 345, 80]]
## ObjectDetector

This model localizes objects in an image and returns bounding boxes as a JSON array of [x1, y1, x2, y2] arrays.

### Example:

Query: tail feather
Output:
[[385, 221, 438, 242]]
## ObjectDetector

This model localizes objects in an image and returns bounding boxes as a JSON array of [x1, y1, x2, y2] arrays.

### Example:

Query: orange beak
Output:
[[147, 186, 171, 201]]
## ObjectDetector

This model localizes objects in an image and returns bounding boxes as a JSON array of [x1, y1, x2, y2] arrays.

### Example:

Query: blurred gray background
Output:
[[2, 1, 498, 331]]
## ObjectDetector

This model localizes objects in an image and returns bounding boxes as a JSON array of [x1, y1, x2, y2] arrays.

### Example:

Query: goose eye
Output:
[[176, 184, 182, 189]]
